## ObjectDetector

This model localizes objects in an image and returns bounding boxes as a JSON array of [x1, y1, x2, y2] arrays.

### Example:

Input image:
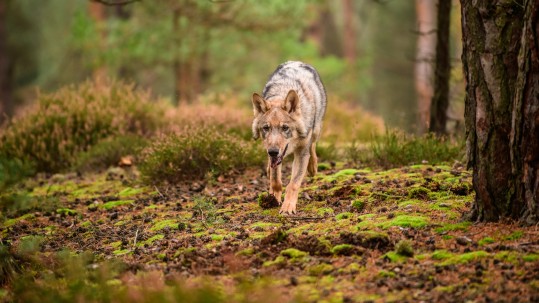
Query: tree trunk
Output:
[[88, 1, 108, 85], [510, 0, 539, 225], [429, 0, 451, 135], [415, 0, 436, 134], [461, 0, 538, 223], [342, 0, 357, 64], [0, 0, 13, 124]]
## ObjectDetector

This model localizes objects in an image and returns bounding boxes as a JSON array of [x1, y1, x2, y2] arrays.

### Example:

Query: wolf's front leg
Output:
[[280, 150, 310, 214], [268, 159, 283, 203]]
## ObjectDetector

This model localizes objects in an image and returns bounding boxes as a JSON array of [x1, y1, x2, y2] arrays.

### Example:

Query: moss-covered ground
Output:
[[1, 163, 538, 302]]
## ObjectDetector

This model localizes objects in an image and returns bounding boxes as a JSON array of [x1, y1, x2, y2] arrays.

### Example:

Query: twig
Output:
[[91, 0, 139, 6], [154, 185, 165, 198], [133, 228, 139, 249], [288, 216, 323, 221]]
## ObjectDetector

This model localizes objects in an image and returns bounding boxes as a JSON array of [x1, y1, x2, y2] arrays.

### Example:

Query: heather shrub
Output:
[[140, 127, 264, 183], [0, 80, 166, 172], [166, 96, 254, 140], [322, 98, 384, 143], [73, 135, 149, 172], [348, 130, 463, 167]]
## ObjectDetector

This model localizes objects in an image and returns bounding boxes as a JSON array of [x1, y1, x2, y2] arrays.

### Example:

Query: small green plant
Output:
[[191, 196, 219, 225], [0, 157, 35, 191], [316, 142, 338, 162], [395, 240, 414, 257], [408, 187, 431, 200], [365, 130, 463, 168], [351, 199, 365, 212], [140, 127, 264, 183], [0, 80, 165, 173]]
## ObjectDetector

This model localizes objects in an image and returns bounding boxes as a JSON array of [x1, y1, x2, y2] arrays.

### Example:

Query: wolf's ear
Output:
[[252, 93, 269, 115], [282, 90, 299, 114]]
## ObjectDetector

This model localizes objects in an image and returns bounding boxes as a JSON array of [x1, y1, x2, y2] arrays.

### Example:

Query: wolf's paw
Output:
[[279, 201, 296, 215]]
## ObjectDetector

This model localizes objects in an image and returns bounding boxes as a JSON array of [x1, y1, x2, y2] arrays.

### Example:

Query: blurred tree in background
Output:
[[0, 0, 464, 133]]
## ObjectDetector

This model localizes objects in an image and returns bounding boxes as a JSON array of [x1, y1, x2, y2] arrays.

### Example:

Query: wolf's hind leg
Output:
[[307, 143, 317, 177]]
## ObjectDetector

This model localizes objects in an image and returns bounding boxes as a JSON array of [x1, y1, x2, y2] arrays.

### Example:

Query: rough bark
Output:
[[461, 0, 538, 223], [429, 0, 451, 135], [415, 0, 436, 133], [0, 0, 13, 124], [510, 0, 539, 224]]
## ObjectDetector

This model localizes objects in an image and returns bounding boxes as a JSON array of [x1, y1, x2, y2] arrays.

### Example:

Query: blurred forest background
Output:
[[0, 0, 463, 134]]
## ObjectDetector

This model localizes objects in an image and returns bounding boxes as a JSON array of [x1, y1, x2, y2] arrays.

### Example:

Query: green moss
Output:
[[317, 207, 334, 216], [308, 263, 333, 276], [235, 248, 255, 257], [211, 235, 224, 241], [56, 208, 77, 216], [439, 251, 489, 266], [338, 263, 361, 274], [529, 280, 539, 290], [398, 199, 420, 207], [150, 219, 178, 231], [317, 163, 331, 171], [523, 254, 539, 262], [173, 247, 196, 257], [101, 200, 134, 210], [80, 221, 92, 228], [250, 222, 279, 229], [383, 251, 408, 263], [330, 244, 354, 255], [408, 187, 431, 199], [335, 212, 353, 220], [478, 237, 495, 246], [109, 241, 122, 249], [435, 221, 472, 233], [395, 240, 414, 257], [505, 231, 523, 241], [434, 285, 456, 293], [378, 270, 396, 278], [263, 256, 286, 267], [431, 250, 453, 260], [138, 234, 164, 247], [441, 235, 454, 240], [4, 213, 35, 227], [495, 251, 519, 264], [113, 249, 131, 256], [351, 199, 364, 211], [324, 169, 360, 182], [280, 248, 308, 259], [118, 187, 146, 197], [379, 215, 429, 229]]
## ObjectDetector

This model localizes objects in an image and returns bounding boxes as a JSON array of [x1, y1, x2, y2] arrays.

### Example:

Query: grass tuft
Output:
[[140, 127, 264, 183]]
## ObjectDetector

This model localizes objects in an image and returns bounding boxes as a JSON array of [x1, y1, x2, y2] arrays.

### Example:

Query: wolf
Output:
[[251, 61, 327, 214]]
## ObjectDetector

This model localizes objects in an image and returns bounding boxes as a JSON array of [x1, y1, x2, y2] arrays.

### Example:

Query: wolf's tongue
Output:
[[270, 156, 280, 168], [269, 144, 288, 169]]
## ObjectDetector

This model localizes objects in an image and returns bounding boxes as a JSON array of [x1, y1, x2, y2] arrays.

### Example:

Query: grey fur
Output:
[[251, 61, 328, 214]]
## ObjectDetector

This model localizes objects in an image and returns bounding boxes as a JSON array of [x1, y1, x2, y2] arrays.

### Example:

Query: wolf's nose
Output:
[[268, 148, 279, 158]]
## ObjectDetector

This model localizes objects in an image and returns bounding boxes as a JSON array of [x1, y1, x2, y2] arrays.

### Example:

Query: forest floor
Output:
[[2, 161, 539, 302]]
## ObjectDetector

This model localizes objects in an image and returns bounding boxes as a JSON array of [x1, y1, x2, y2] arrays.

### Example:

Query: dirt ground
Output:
[[2, 161, 538, 302]]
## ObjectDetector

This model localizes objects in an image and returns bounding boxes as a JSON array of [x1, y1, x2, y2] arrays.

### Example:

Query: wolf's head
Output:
[[251, 90, 308, 168]]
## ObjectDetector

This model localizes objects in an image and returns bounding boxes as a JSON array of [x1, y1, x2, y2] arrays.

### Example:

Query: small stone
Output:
[[456, 236, 472, 246]]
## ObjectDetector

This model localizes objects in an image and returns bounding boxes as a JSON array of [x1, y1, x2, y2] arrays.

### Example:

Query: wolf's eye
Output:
[[282, 125, 289, 132], [262, 125, 270, 132]]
